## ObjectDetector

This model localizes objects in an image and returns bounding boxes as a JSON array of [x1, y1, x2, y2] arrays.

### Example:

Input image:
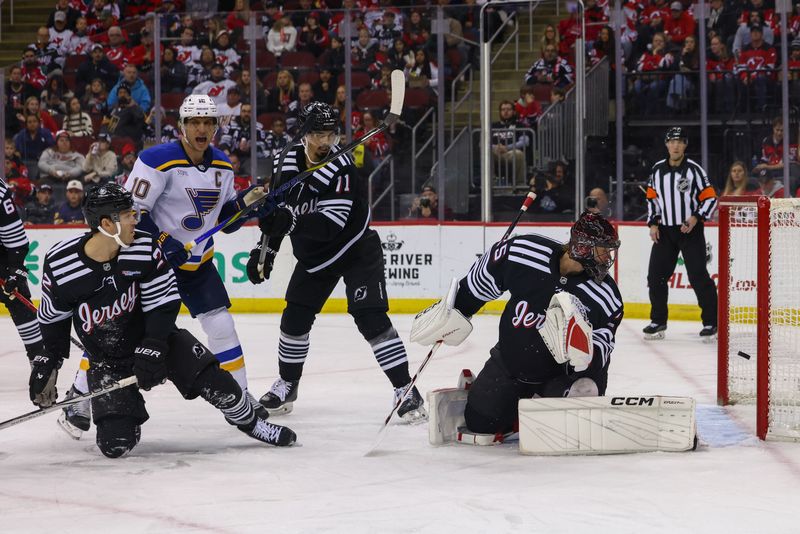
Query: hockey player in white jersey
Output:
[[118, 94, 267, 410]]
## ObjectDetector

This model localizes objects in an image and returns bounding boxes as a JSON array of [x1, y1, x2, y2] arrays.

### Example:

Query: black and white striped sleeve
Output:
[[139, 247, 180, 313], [454, 240, 511, 316], [690, 162, 718, 221], [574, 279, 624, 368], [37, 268, 74, 362], [0, 180, 29, 264], [645, 163, 662, 226], [291, 152, 357, 241]]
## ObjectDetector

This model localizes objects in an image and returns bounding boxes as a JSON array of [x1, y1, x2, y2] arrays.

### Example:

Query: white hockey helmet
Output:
[[179, 94, 218, 139]]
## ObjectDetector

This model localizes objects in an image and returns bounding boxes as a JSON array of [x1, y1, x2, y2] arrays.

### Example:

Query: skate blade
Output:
[[57, 412, 84, 440], [701, 334, 718, 344], [265, 402, 293, 416], [399, 407, 429, 425], [643, 332, 666, 341]]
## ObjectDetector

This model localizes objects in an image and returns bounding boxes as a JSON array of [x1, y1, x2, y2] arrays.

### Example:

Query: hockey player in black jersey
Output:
[[0, 178, 46, 367], [412, 210, 623, 436], [28, 183, 296, 457], [246, 102, 426, 422]]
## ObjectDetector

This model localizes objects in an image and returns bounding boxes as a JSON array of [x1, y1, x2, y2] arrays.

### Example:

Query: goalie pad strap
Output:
[[518, 396, 696, 455]]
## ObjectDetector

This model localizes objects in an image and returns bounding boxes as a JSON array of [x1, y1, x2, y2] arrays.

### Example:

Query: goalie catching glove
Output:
[[538, 292, 593, 372], [410, 279, 473, 346]]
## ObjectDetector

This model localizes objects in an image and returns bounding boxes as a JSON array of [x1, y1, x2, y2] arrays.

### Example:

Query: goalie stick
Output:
[[184, 70, 407, 253], [364, 192, 536, 456], [0, 277, 86, 352], [0, 376, 138, 431]]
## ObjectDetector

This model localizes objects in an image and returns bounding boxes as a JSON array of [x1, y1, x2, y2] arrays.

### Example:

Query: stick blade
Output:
[[389, 70, 405, 116]]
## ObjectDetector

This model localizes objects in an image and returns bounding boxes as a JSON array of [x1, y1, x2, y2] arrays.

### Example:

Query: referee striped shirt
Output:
[[646, 157, 718, 226]]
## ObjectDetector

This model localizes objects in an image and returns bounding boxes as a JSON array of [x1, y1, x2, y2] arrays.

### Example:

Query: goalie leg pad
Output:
[[427, 388, 469, 445], [518, 396, 697, 455]]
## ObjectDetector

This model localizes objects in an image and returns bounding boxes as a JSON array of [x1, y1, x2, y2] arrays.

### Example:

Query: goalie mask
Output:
[[568, 210, 620, 282], [82, 183, 136, 248]]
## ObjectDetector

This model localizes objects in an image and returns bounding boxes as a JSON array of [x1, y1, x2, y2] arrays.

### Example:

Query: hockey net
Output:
[[718, 196, 800, 441]]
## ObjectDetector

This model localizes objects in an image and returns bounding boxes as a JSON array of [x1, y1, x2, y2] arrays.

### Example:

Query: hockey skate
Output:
[[225, 391, 270, 425], [259, 378, 299, 415], [642, 323, 667, 340], [57, 386, 91, 440], [394, 384, 428, 424], [238, 415, 296, 447], [699, 325, 717, 344]]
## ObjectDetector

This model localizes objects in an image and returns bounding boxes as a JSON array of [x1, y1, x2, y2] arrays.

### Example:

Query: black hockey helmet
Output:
[[664, 126, 688, 144], [299, 101, 339, 133], [568, 210, 620, 282], [82, 183, 134, 229]]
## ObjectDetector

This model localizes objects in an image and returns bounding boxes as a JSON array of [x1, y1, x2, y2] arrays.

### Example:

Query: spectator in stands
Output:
[[226, 0, 250, 40], [114, 143, 137, 186], [21, 47, 47, 91], [387, 38, 414, 71], [228, 153, 252, 192], [267, 15, 298, 57], [539, 24, 559, 58], [584, 0, 608, 42], [514, 85, 542, 128], [406, 47, 439, 92], [218, 103, 267, 166], [524, 44, 574, 89], [62, 96, 94, 137], [319, 35, 346, 73], [213, 29, 241, 74], [371, 62, 394, 91], [67, 17, 92, 56], [736, 24, 776, 112], [81, 77, 109, 115], [313, 67, 337, 105], [24, 183, 56, 224], [5, 66, 36, 136], [404, 9, 429, 49], [38, 130, 85, 185], [631, 32, 674, 114], [264, 117, 290, 160], [558, 2, 582, 56], [667, 35, 699, 112], [40, 74, 73, 115], [721, 160, 758, 196], [408, 185, 445, 220], [53, 179, 84, 224], [352, 27, 379, 71], [358, 111, 391, 162], [217, 86, 242, 130], [82, 132, 117, 184], [144, 107, 180, 145], [48, 11, 73, 56], [755, 167, 785, 197], [104, 84, 145, 142], [491, 100, 530, 185], [298, 12, 331, 57], [30, 26, 64, 75], [334, 84, 363, 132], [733, 11, 774, 57], [5, 163, 34, 210], [5, 139, 29, 179], [788, 38, 800, 101], [160, 47, 188, 94], [192, 63, 236, 107], [663, 1, 695, 45], [708, 35, 736, 114], [236, 69, 266, 108], [14, 115, 55, 180], [76, 44, 119, 98], [589, 25, 615, 67], [47, 0, 81, 31], [373, 10, 401, 54], [102, 25, 132, 70], [707, 0, 739, 45], [532, 161, 574, 214], [587, 187, 610, 216], [128, 28, 157, 73], [175, 26, 202, 66], [753, 116, 790, 179], [266, 69, 297, 114], [287, 83, 315, 134], [187, 46, 216, 88], [108, 63, 152, 112]]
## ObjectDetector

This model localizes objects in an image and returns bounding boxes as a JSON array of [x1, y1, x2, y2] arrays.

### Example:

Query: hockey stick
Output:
[[0, 376, 137, 431], [0, 278, 86, 352], [183, 70, 406, 253], [364, 193, 537, 456]]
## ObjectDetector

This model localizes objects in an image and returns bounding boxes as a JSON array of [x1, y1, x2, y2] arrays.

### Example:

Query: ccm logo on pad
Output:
[[610, 397, 654, 406]]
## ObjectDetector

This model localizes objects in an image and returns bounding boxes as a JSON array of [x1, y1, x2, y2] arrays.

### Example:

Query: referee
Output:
[[643, 127, 718, 340]]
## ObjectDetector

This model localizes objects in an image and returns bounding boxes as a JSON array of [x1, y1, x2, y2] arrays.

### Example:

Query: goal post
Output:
[[718, 196, 800, 441]]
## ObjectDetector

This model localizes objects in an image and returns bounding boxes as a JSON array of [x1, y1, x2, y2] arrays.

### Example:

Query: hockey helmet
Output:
[[82, 183, 134, 230], [179, 94, 218, 123], [664, 126, 688, 144], [299, 101, 340, 133], [568, 210, 620, 282]]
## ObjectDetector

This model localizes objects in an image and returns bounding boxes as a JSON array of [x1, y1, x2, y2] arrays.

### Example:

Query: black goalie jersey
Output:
[[269, 144, 371, 272], [454, 234, 624, 383], [37, 230, 182, 362]]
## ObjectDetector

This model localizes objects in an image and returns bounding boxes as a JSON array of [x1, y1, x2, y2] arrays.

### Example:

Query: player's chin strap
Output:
[[301, 136, 339, 166], [98, 219, 129, 249]]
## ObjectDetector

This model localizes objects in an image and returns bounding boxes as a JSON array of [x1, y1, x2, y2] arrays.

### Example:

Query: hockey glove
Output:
[[234, 185, 267, 211], [538, 292, 593, 372], [133, 338, 169, 391], [29, 354, 61, 407], [1, 267, 27, 300], [156, 232, 191, 269], [258, 206, 296, 237], [246, 242, 277, 284]]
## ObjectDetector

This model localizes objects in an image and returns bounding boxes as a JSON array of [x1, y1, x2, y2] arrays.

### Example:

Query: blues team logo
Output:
[[182, 188, 221, 231]]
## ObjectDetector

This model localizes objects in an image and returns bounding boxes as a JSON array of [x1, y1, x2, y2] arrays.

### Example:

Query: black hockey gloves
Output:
[[133, 338, 169, 391], [246, 242, 277, 284], [258, 206, 296, 237], [29, 354, 61, 407], [1, 267, 28, 300], [156, 232, 191, 269]]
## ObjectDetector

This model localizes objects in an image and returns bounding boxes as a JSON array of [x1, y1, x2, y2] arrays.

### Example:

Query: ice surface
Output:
[[1, 315, 799, 533]]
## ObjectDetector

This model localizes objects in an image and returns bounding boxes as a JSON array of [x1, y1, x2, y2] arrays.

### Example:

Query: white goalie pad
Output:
[[539, 292, 593, 372], [518, 396, 697, 455], [410, 278, 472, 346], [427, 388, 469, 445]]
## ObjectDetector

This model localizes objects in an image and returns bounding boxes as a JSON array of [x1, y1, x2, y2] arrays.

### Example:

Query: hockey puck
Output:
[[737, 351, 751, 360]]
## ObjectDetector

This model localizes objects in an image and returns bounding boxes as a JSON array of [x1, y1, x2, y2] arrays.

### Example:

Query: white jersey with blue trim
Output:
[[125, 141, 236, 271]]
